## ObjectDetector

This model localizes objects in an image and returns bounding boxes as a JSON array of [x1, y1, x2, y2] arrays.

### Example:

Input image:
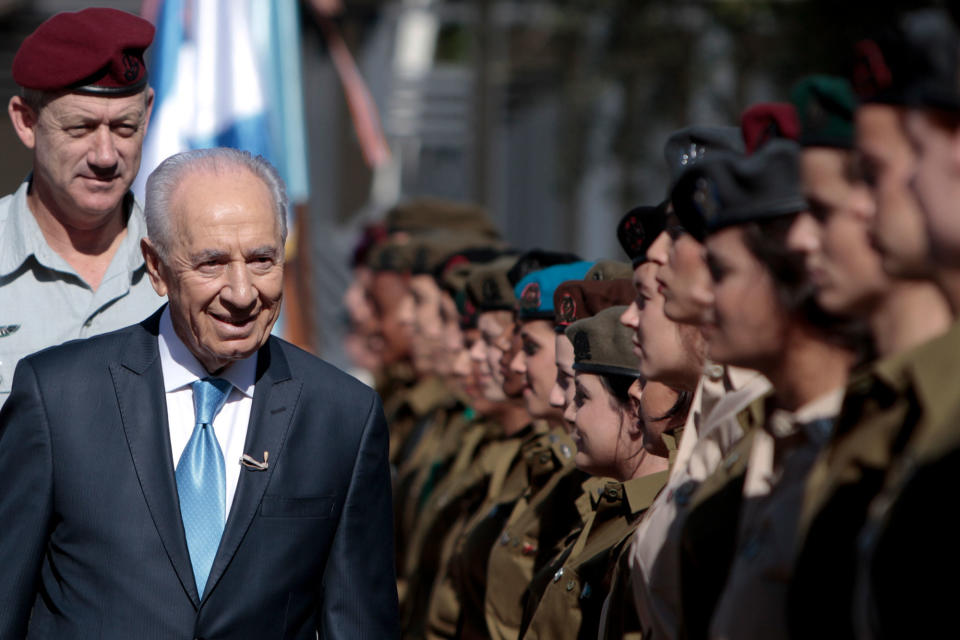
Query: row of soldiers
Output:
[[345, 8, 958, 639]]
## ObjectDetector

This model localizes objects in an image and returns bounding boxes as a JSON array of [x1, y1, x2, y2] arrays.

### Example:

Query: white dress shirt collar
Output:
[[157, 306, 257, 397]]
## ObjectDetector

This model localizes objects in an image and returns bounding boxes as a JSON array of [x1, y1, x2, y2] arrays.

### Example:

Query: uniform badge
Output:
[[121, 53, 140, 82], [852, 39, 892, 98], [681, 142, 706, 166], [692, 177, 720, 223], [557, 292, 577, 325], [481, 277, 500, 304], [805, 97, 828, 134], [572, 330, 591, 362], [619, 214, 645, 254], [520, 282, 541, 312]]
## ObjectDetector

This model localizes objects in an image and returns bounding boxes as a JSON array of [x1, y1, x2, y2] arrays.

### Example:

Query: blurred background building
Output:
[[0, 0, 920, 371]]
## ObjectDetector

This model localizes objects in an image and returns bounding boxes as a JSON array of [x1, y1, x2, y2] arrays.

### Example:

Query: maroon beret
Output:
[[13, 8, 155, 94], [553, 279, 636, 332], [740, 102, 800, 154]]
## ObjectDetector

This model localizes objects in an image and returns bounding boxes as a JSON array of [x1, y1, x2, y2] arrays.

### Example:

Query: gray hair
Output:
[[144, 148, 289, 261]]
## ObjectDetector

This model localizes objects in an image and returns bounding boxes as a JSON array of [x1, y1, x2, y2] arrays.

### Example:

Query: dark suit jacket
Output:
[[0, 309, 399, 639]]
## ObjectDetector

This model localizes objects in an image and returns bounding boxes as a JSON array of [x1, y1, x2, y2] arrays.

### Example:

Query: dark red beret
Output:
[[553, 279, 636, 332], [13, 8, 155, 94], [740, 102, 800, 154]]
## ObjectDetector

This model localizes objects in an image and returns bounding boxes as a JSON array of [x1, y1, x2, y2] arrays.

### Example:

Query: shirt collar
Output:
[[157, 306, 257, 398]]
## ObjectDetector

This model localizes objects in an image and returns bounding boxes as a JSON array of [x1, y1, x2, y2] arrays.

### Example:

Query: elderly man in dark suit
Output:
[[0, 148, 399, 639]]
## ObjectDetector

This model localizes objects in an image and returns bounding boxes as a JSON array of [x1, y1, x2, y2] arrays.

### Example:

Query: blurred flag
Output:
[[137, 0, 311, 344], [135, 0, 309, 203]]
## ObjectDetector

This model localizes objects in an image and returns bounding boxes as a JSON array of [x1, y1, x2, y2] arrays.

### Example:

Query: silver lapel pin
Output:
[[240, 451, 269, 471], [0, 325, 21, 337]]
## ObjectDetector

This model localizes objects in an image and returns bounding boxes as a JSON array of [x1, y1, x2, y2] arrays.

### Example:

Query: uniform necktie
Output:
[[176, 376, 232, 597]]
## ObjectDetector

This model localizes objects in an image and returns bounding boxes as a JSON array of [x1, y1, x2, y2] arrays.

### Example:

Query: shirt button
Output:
[[566, 580, 575, 591]]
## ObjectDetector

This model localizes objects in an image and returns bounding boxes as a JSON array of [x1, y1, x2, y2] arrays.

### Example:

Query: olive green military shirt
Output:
[[709, 389, 844, 640], [788, 345, 923, 639], [0, 179, 163, 407], [520, 471, 668, 640], [484, 430, 584, 640], [851, 319, 960, 639]]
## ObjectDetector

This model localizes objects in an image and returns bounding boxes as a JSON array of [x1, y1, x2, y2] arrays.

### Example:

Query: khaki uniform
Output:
[[787, 347, 921, 639], [400, 419, 503, 638], [519, 472, 668, 639], [708, 389, 844, 640], [630, 366, 770, 639], [392, 376, 462, 596], [483, 433, 590, 640], [851, 320, 960, 639], [451, 428, 578, 640], [425, 423, 550, 639]]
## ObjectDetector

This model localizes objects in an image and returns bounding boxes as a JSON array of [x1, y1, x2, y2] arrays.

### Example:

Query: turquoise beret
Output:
[[514, 261, 595, 320]]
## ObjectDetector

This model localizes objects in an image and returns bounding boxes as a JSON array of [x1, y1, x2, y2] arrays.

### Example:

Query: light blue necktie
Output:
[[176, 377, 232, 597]]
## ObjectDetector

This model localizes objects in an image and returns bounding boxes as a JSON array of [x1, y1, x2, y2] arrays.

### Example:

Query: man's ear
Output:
[[141, 87, 155, 136], [141, 238, 169, 297], [8, 96, 38, 150]]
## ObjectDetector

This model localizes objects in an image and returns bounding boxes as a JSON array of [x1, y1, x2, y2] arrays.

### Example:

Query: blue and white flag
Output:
[[135, 0, 309, 203]]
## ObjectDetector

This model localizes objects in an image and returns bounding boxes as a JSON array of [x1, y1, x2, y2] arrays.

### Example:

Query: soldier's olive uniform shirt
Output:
[[519, 471, 668, 640], [484, 430, 585, 640], [852, 319, 960, 639], [788, 346, 925, 639], [0, 179, 163, 407], [708, 388, 843, 640], [630, 365, 770, 639]]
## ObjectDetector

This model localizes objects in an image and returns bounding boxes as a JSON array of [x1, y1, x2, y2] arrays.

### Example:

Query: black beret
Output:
[[853, 9, 960, 112], [663, 125, 746, 187], [616, 203, 667, 266], [672, 139, 806, 237], [13, 8, 154, 94]]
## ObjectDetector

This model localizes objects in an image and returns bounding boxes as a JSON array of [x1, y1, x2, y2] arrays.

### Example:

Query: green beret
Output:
[[384, 197, 502, 239], [672, 139, 806, 237], [467, 256, 521, 312], [407, 232, 504, 275], [584, 260, 634, 282], [565, 306, 640, 378], [366, 239, 414, 272], [790, 75, 856, 149]]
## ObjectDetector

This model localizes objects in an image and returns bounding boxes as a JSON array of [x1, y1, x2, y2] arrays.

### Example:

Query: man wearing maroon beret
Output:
[[0, 8, 163, 407]]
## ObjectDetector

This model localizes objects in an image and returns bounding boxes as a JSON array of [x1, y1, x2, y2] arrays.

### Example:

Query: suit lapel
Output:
[[110, 309, 201, 607], [203, 338, 302, 601]]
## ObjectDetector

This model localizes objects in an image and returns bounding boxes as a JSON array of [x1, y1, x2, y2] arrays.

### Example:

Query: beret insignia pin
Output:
[[557, 293, 577, 324], [572, 330, 591, 362], [692, 177, 720, 222], [681, 142, 706, 166], [482, 278, 500, 303], [520, 282, 541, 311], [121, 53, 140, 82]]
